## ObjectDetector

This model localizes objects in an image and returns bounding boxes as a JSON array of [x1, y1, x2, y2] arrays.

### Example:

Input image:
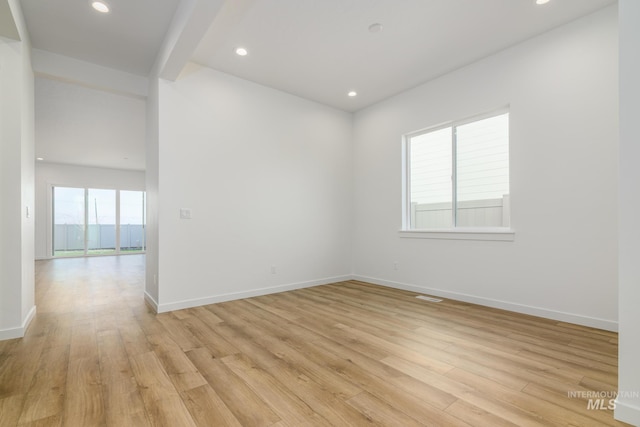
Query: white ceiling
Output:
[[13, 0, 616, 170], [192, 0, 616, 112], [20, 0, 181, 76]]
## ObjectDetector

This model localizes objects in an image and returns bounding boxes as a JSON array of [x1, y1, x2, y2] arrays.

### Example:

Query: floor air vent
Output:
[[415, 295, 443, 303]]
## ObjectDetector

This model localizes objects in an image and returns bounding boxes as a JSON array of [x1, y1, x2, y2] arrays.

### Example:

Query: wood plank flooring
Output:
[[0, 255, 630, 426]]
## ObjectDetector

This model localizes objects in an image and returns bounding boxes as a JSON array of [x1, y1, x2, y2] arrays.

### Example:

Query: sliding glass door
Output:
[[88, 188, 117, 255], [52, 186, 145, 257], [120, 190, 146, 253], [53, 187, 86, 257]]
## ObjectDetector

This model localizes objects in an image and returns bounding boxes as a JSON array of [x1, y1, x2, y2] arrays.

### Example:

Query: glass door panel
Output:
[[53, 186, 145, 257], [53, 187, 85, 257], [120, 190, 146, 253], [87, 188, 116, 255]]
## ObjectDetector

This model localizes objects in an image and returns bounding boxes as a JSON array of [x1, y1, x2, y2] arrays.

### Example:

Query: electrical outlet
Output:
[[393, 261, 398, 270], [180, 208, 192, 219], [271, 265, 277, 274]]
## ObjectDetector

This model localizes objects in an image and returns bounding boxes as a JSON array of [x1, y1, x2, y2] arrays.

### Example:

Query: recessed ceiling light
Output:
[[92, 1, 110, 13], [368, 23, 383, 33], [348, 91, 357, 97], [235, 47, 248, 56], [36, 157, 44, 161], [536, 0, 550, 4]]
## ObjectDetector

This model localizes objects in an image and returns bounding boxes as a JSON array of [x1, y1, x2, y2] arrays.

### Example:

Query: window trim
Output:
[[398, 228, 515, 241], [402, 107, 513, 240]]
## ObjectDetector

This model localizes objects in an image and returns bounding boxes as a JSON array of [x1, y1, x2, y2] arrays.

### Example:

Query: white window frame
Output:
[[400, 108, 514, 241]]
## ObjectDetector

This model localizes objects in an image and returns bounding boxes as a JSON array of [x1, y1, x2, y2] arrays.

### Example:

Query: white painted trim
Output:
[[154, 273, 617, 331], [144, 291, 159, 313], [0, 305, 36, 340], [22, 305, 36, 334], [399, 228, 515, 241], [156, 275, 352, 313], [0, 326, 23, 341], [614, 399, 640, 426], [352, 275, 618, 332]]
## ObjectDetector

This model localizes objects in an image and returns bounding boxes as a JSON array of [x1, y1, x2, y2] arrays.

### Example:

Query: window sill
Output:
[[398, 228, 515, 241]]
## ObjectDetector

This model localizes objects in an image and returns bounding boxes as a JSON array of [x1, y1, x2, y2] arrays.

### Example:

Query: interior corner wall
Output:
[[616, 0, 640, 424], [145, 77, 160, 308], [33, 162, 145, 260], [0, 7, 35, 339], [352, 6, 619, 330], [155, 65, 353, 312]]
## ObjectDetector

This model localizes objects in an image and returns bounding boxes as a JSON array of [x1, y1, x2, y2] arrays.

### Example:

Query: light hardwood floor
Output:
[[0, 255, 630, 426]]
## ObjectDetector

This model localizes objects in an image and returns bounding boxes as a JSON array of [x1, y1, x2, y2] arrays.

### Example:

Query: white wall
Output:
[[33, 162, 145, 259], [153, 65, 353, 311], [145, 77, 160, 304], [32, 49, 148, 98], [0, 0, 35, 340], [34, 76, 146, 171], [616, 1, 640, 424], [20, 31, 35, 339], [352, 6, 619, 330]]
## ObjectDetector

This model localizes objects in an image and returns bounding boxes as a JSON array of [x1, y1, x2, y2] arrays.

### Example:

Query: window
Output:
[[405, 111, 510, 231], [52, 186, 146, 257], [120, 190, 146, 253]]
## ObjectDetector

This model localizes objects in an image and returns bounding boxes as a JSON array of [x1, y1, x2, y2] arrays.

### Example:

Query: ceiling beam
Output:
[[0, 0, 22, 41], [153, 0, 226, 81]]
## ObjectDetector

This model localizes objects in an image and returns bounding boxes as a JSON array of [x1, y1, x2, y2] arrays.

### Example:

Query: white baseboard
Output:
[[0, 327, 23, 341], [352, 275, 618, 332], [23, 305, 36, 333], [0, 305, 37, 341], [615, 399, 640, 426], [156, 275, 352, 313], [149, 273, 617, 332], [144, 291, 159, 313]]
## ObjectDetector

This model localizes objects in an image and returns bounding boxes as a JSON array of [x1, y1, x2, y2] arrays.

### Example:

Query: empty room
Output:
[[1, 0, 639, 426]]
